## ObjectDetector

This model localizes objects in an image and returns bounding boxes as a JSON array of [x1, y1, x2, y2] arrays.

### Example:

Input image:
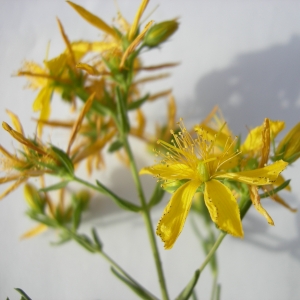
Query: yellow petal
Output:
[[56, 18, 77, 68], [67, 1, 119, 40], [249, 185, 274, 225], [204, 180, 243, 237], [120, 20, 154, 69], [20, 224, 47, 239], [128, 0, 150, 41], [215, 160, 288, 186], [33, 86, 52, 113], [44, 53, 67, 76], [6, 110, 24, 135], [156, 180, 200, 249], [241, 120, 285, 153], [76, 63, 100, 75], [139, 163, 195, 180]]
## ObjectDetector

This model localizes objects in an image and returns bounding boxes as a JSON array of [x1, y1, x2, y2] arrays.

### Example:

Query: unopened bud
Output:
[[23, 183, 45, 212], [144, 20, 179, 47], [275, 122, 300, 163]]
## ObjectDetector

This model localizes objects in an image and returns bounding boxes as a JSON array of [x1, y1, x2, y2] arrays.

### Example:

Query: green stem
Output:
[[198, 231, 227, 274], [61, 226, 158, 300], [122, 135, 170, 300]]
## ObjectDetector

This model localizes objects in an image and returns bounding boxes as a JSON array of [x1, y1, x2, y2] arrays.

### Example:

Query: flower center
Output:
[[197, 157, 217, 182]]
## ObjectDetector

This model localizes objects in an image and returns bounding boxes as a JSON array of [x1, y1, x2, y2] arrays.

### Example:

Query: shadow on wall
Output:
[[185, 35, 300, 137]]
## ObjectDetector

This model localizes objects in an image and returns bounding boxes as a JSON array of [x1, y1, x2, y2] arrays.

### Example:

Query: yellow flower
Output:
[[140, 119, 288, 249], [18, 19, 88, 136]]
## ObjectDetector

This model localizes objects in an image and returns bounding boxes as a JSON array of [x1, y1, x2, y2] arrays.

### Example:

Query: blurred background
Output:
[[0, 1, 300, 299]]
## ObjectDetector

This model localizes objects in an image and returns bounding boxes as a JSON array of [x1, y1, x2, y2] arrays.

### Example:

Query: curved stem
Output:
[[122, 136, 169, 300]]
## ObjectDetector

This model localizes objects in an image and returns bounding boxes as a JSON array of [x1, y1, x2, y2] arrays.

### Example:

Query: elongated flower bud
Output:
[[144, 20, 179, 48]]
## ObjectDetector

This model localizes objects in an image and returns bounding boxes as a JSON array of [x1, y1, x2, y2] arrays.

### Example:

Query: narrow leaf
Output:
[[39, 181, 69, 192], [96, 180, 141, 212], [111, 268, 155, 300], [176, 270, 200, 300], [91, 228, 103, 251], [14, 288, 32, 300], [127, 94, 149, 110], [51, 145, 74, 175], [108, 140, 123, 153]]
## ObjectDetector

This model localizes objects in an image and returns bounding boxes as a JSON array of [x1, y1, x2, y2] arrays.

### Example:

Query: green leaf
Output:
[[72, 203, 82, 231], [70, 232, 97, 253], [110, 268, 156, 300], [96, 180, 141, 212], [26, 211, 58, 228], [127, 94, 149, 110], [116, 86, 130, 133], [148, 183, 165, 208], [39, 180, 69, 192], [91, 228, 103, 251], [51, 145, 74, 176], [176, 270, 200, 300], [14, 288, 32, 300], [108, 139, 123, 153]]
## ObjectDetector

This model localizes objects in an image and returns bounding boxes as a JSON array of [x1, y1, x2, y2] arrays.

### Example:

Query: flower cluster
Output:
[[141, 112, 299, 249]]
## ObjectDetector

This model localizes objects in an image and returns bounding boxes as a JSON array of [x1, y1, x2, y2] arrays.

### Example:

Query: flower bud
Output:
[[275, 122, 300, 163], [144, 20, 179, 47], [73, 190, 90, 211], [23, 183, 45, 212]]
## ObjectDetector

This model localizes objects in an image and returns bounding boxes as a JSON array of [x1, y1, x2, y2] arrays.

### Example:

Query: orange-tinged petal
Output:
[[258, 118, 270, 168], [67, 92, 95, 154], [204, 180, 243, 237], [6, 110, 24, 135], [67, 1, 119, 40], [214, 160, 288, 185], [139, 163, 195, 181], [263, 185, 296, 212], [248, 185, 274, 225], [156, 180, 200, 249]]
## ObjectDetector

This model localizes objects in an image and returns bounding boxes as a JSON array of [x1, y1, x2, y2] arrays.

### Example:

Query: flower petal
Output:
[[214, 160, 288, 185], [204, 179, 243, 237], [156, 180, 200, 249], [67, 1, 119, 39], [139, 163, 195, 180], [241, 120, 285, 153], [248, 185, 274, 225]]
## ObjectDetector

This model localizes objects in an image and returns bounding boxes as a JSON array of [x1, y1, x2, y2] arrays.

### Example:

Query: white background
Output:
[[1, 1, 300, 299]]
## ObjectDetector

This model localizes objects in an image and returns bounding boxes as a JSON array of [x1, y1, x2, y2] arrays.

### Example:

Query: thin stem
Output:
[[122, 135, 170, 300], [198, 231, 227, 274]]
